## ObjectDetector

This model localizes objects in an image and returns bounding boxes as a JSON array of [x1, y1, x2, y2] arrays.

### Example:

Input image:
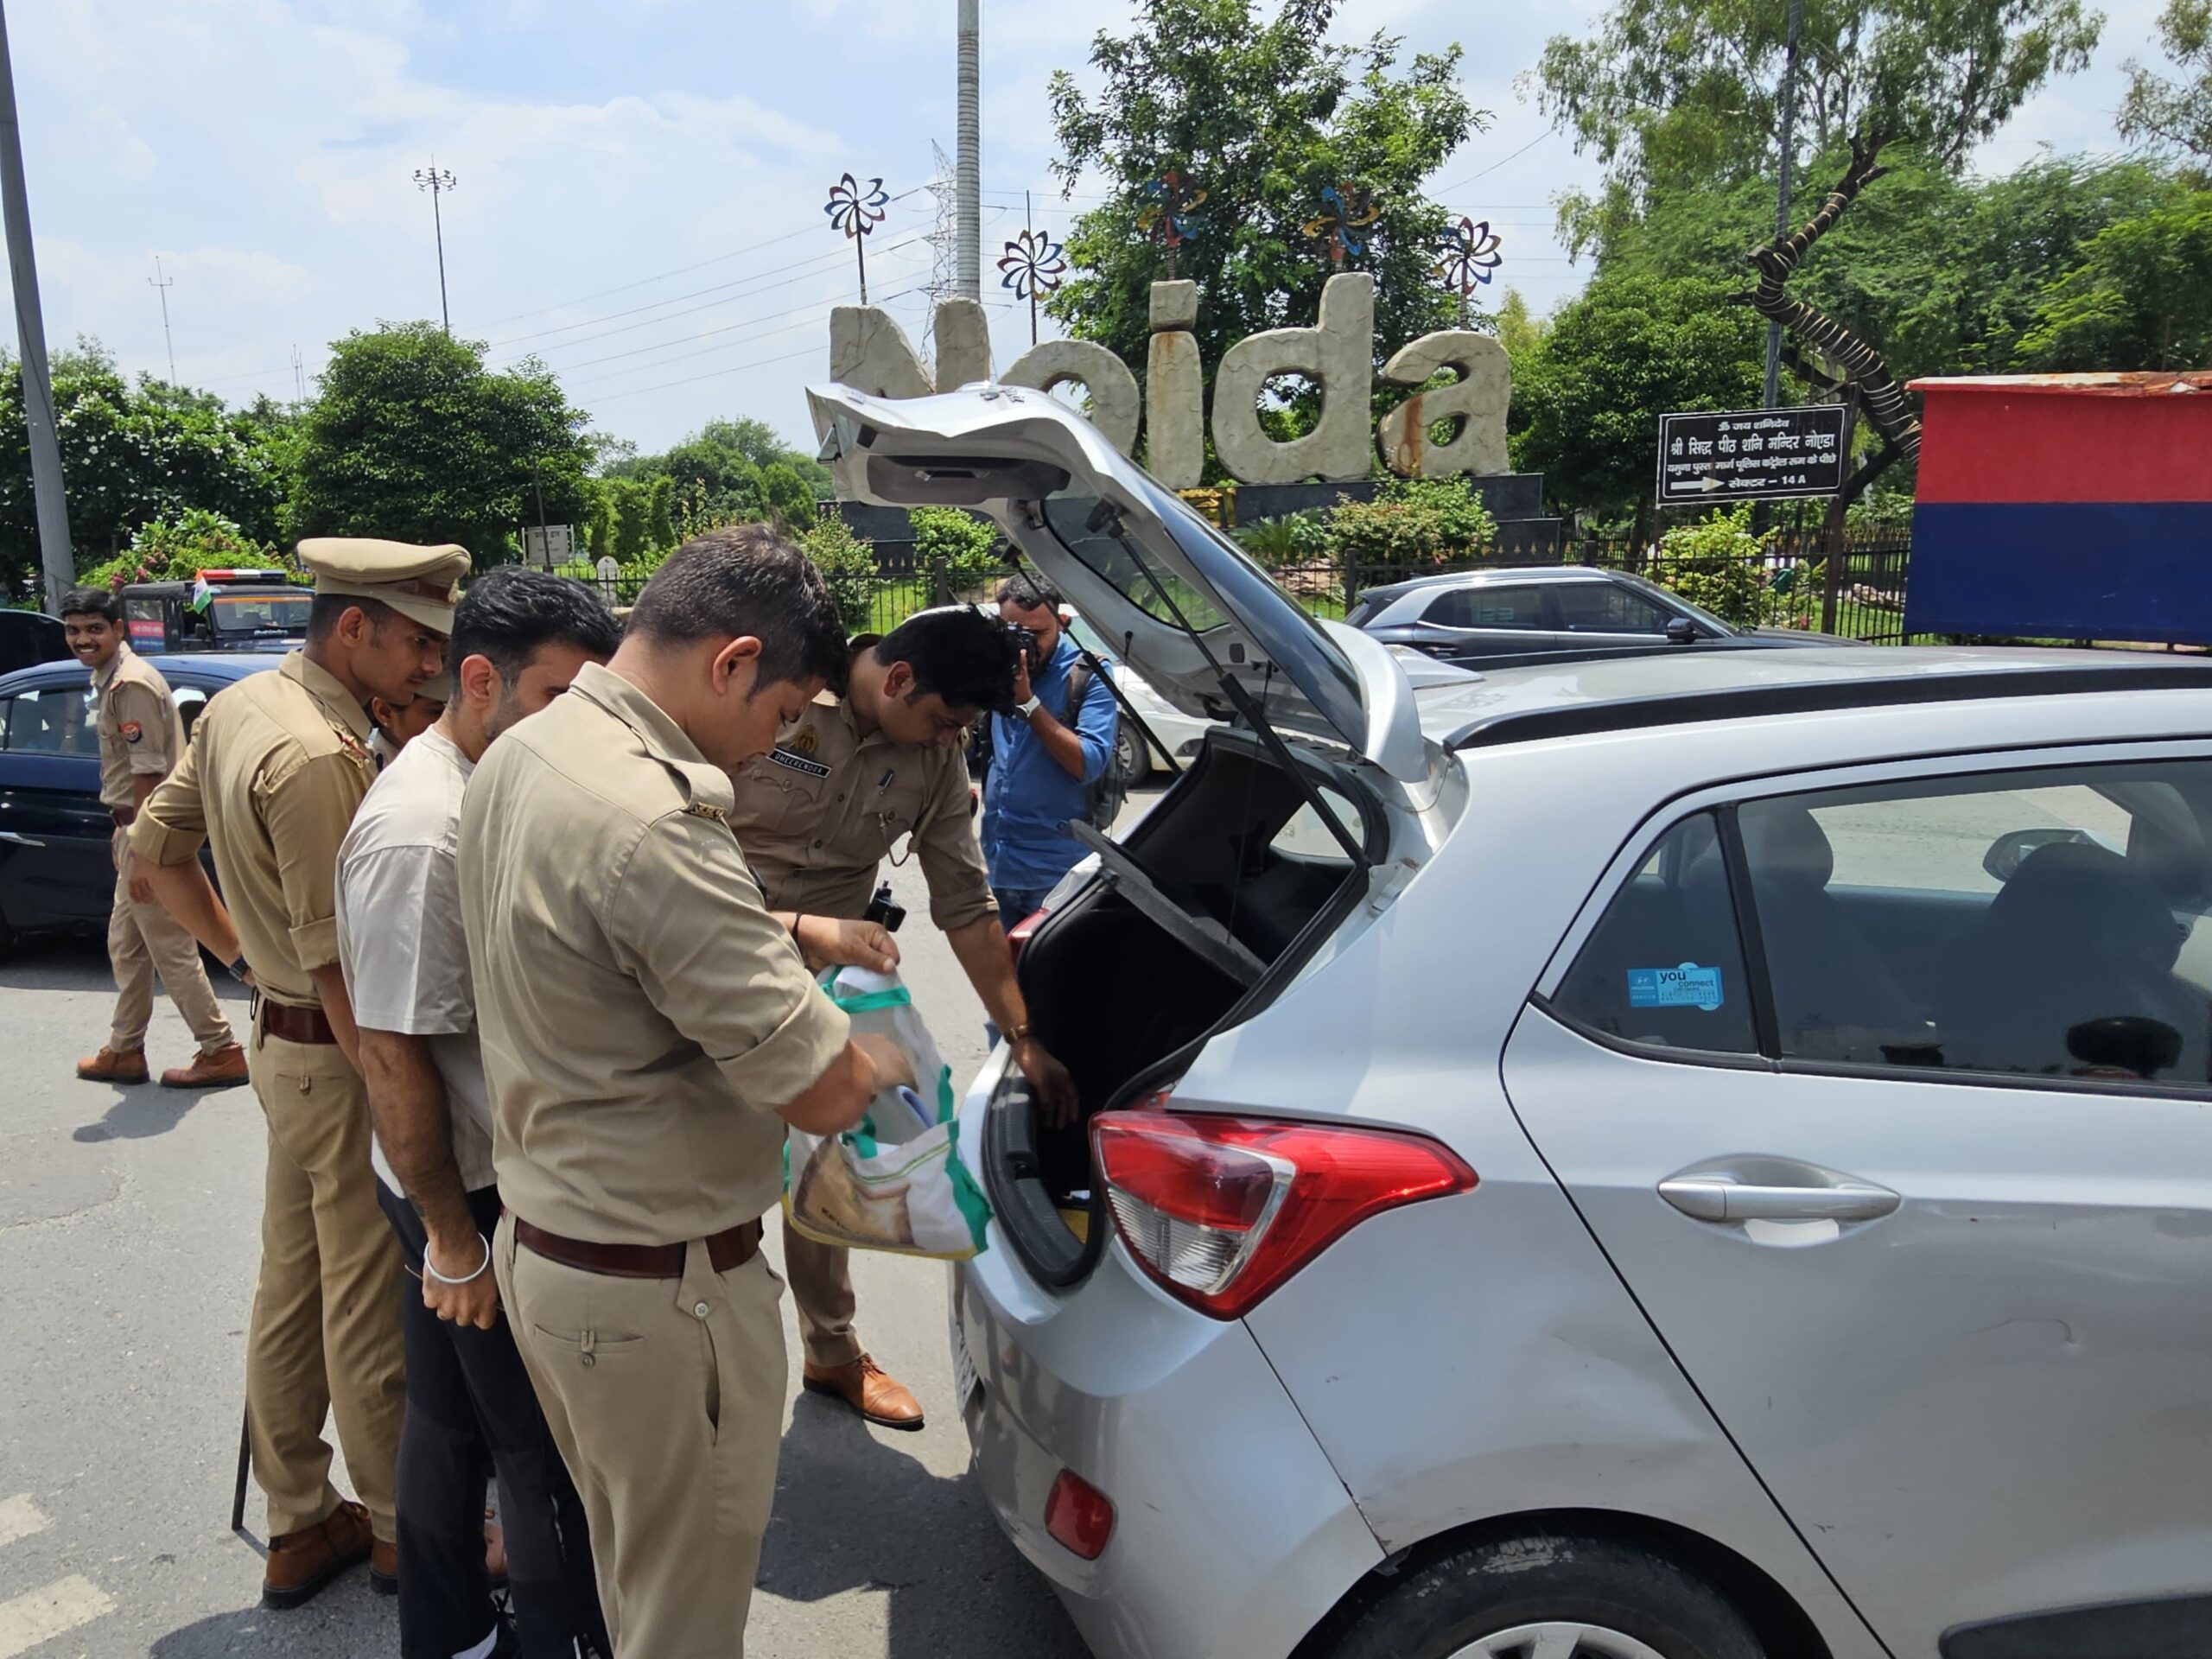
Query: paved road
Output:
[[0, 846, 1095, 1659]]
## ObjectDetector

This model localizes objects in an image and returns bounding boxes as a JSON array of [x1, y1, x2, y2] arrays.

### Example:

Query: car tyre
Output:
[[1321, 1535, 1764, 1659], [1112, 724, 1149, 787]]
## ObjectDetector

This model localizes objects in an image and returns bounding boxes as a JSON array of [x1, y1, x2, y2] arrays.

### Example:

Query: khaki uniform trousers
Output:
[[780, 1218, 862, 1369], [244, 1021, 407, 1541], [106, 828, 232, 1056], [498, 1211, 787, 1659]]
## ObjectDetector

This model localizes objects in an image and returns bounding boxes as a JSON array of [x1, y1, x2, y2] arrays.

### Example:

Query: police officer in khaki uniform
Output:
[[130, 539, 464, 1609], [460, 525, 912, 1659], [59, 586, 245, 1088], [729, 606, 1077, 1428]]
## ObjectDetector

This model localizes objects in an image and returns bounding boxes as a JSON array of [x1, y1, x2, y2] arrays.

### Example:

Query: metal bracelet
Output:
[[423, 1232, 493, 1287]]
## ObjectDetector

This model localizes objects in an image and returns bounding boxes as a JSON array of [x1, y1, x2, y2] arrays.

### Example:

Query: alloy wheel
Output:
[[1452, 1625, 1671, 1659]]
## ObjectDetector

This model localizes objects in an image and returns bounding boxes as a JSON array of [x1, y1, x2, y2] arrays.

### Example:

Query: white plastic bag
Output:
[[782, 966, 992, 1260]]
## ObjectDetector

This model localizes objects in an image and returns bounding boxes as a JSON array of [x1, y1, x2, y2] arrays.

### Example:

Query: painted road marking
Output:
[[0, 1500, 44, 1552], [0, 1576, 118, 1658]]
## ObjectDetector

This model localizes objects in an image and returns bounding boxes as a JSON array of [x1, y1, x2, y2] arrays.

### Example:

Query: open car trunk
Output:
[[983, 729, 1384, 1287]]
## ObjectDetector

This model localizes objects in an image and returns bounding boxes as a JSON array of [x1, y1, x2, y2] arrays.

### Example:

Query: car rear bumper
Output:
[[950, 1225, 1383, 1659]]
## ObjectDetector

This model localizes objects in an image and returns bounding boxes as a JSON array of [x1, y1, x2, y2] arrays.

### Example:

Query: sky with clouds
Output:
[[3, 0, 2177, 457]]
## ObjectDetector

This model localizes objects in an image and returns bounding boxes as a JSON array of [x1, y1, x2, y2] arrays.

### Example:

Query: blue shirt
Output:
[[982, 635, 1118, 892]]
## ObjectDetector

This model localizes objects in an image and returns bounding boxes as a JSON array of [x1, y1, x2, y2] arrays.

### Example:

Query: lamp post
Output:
[[0, 0, 73, 612], [413, 162, 458, 333]]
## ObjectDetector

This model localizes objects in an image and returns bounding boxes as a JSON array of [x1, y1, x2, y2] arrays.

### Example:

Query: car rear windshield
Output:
[[210, 592, 311, 634]]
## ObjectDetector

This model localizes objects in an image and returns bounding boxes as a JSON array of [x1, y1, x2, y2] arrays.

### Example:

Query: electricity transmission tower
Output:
[[413, 162, 458, 332], [922, 142, 959, 356]]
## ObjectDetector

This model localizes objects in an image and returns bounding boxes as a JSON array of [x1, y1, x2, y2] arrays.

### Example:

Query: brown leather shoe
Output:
[[802, 1352, 925, 1430], [370, 1535, 397, 1596], [76, 1046, 149, 1084], [161, 1043, 247, 1089], [264, 1499, 374, 1610]]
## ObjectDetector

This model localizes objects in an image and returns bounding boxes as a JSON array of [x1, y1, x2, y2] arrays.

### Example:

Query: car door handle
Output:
[[1658, 1177, 1899, 1224], [0, 830, 45, 848]]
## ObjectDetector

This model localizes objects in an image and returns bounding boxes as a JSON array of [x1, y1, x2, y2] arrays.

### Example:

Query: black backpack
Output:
[[1065, 656, 1126, 833]]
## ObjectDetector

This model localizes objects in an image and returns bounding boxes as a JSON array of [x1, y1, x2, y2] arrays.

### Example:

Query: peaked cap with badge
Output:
[[297, 538, 471, 635]]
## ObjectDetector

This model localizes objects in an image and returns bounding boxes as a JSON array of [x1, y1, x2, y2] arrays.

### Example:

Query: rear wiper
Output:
[[1090, 500, 1371, 873]]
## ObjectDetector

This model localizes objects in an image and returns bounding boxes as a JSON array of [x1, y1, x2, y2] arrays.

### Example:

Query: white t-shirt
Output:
[[335, 725, 497, 1195]]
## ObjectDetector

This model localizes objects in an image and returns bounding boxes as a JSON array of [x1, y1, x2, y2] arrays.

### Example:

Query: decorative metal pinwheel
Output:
[[1437, 216, 1504, 323], [823, 172, 892, 302], [1303, 184, 1381, 267], [1137, 171, 1206, 277], [998, 225, 1068, 344]]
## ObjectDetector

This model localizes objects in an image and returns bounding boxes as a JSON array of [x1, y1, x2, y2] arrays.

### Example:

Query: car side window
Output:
[[1740, 761, 2211, 1090], [2, 685, 98, 757], [1552, 812, 1759, 1056], [172, 683, 209, 743], [1553, 583, 1675, 635], [1426, 586, 1548, 631]]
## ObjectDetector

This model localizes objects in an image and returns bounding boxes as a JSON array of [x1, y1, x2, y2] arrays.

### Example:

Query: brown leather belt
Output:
[[515, 1217, 762, 1280], [259, 999, 338, 1046], [110, 806, 136, 829]]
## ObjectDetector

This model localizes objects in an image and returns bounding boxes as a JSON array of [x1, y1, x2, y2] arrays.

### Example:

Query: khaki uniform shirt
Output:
[[92, 644, 185, 810], [728, 690, 995, 930], [130, 652, 377, 1010], [458, 662, 851, 1246]]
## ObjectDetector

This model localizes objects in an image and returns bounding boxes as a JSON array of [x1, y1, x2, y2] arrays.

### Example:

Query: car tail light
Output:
[[1045, 1468, 1115, 1560], [1092, 1104, 1477, 1319], [1006, 904, 1049, 968]]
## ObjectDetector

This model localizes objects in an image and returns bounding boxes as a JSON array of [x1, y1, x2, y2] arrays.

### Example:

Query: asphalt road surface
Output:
[[0, 842, 1097, 1659]]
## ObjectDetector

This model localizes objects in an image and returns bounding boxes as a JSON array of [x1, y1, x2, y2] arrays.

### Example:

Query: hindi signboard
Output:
[[524, 524, 576, 569], [1656, 405, 1849, 506]]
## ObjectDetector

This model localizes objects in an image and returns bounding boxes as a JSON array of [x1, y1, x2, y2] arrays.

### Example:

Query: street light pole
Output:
[[1762, 0, 1805, 410], [413, 162, 458, 333], [0, 0, 73, 612]]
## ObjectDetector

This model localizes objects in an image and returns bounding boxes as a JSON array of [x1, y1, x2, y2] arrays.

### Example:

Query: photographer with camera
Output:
[[726, 606, 1077, 1430], [983, 574, 1120, 929]]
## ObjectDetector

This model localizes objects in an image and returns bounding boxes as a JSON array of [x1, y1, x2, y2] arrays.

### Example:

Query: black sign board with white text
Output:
[[1656, 405, 1850, 505]]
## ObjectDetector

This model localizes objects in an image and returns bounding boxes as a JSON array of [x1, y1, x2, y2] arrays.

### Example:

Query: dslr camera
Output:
[[1005, 622, 1043, 671]]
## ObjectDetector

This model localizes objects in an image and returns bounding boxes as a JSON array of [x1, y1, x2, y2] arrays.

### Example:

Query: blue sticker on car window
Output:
[[1627, 963, 1725, 1011]]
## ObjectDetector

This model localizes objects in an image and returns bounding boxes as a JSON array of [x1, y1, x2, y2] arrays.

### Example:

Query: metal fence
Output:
[[594, 524, 1920, 645]]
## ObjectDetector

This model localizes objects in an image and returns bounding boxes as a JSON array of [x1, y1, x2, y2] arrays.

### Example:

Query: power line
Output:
[[1431, 130, 1558, 197], [461, 185, 930, 334], [556, 298, 853, 386]]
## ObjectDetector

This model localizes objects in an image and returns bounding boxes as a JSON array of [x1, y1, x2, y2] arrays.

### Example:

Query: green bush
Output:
[[799, 513, 880, 632], [79, 508, 297, 590], [1236, 513, 1327, 567], [1649, 505, 1818, 630], [760, 463, 818, 530], [910, 506, 1002, 595], [1323, 476, 1497, 569]]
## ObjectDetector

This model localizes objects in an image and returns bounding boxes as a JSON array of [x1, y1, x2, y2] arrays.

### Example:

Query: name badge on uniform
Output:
[[770, 746, 831, 779]]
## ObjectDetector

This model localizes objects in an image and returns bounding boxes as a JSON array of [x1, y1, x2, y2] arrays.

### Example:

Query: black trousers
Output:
[[379, 1183, 611, 1659]]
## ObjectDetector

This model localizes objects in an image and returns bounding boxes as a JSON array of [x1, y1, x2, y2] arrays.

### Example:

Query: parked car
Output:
[[0, 653, 281, 949], [813, 381, 2212, 1659], [1350, 563, 1850, 667], [0, 607, 67, 677]]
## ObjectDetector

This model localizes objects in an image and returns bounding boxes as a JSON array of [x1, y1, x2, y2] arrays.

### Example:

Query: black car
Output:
[[1346, 565, 1853, 668], [120, 572, 312, 656], [0, 608, 68, 677], [0, 653, 283, 949]]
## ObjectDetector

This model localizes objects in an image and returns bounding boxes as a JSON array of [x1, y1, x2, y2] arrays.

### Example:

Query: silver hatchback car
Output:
[[811, 384, 2212, 1659]]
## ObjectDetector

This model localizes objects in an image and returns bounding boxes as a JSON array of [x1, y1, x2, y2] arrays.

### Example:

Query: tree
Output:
[[609, 415, 829, 514], [647, 475, 677, 550], [1535, 0, 2103, 252], [610, 479, 649, 563], [0, 342, 289, 595], [1510, 273, 1765, 524], [289, 322, 593, 565], [2020, 191, 2212, 368], [1046, 0, 1489, 417], [2121, 0, 2212, 165], [1494, 289, 1549, 363], [759, 462, 816, 529]]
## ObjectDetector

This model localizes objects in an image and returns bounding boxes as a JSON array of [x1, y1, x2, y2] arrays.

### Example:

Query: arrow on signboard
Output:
[[1679, 476, 1724, 493]]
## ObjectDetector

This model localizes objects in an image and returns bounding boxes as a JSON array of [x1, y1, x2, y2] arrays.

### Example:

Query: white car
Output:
[[1061, 613, 1215, 784], [811, 381, 2212, 1659]]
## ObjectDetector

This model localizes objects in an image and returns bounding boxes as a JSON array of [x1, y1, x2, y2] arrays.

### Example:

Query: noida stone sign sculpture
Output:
[[826, 270, 1510, 484]]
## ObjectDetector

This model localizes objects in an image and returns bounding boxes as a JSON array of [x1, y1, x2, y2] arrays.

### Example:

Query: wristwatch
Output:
[[1016, 695, 1042, 720]]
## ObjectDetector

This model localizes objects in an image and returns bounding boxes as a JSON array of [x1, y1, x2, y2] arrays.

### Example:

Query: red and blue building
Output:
[[1906, 372, 2212, 644]]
